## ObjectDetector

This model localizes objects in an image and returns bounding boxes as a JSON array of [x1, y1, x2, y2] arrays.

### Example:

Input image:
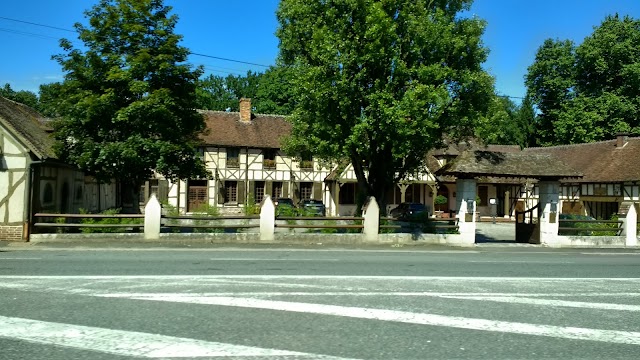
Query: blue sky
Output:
[[2, 0, 640, 102]]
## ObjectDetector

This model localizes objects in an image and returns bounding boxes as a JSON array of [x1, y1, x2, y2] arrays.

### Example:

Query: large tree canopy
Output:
[[53, 0, 209, 210], [196, 66, 295, 115], [276, 0, 493, 212], [526, 15, 640, 146]]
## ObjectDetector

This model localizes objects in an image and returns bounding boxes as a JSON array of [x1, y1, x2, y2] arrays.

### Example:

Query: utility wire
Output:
[[0, 16, 75, 33], [0, 15, 271, 68]]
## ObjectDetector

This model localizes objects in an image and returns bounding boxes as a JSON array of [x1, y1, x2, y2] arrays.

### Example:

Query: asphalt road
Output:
[[1, 245, 639, 359]]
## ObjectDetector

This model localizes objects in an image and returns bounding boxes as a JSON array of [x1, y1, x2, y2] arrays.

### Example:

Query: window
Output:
[[188, 180, 208, 212], [254, 181, 265, 203], [478, 186, 488, 206], [42, 183, 54, 205], [226, 181, 238, 203], [272, 181, 283, 199], [339, 183, 356, 204], [405, 184, 420, 203], [300, 152, 313, 170], [227, 148, 240, 168], [300, 182, 313, 200], [263, 149, 276, 169]]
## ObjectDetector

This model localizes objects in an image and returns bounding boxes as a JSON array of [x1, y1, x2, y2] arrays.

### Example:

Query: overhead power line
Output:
[[0, 15, 271, 69], [190, 53, 270, 68], [0, 16, 75, 33]]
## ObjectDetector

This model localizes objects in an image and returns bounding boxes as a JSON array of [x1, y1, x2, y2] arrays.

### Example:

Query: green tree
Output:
[[0, 83, 40, 110], [196, 71, 262, 112], [516, 93, 536, 148], [276, 0, 493, 214], [476, 95, 529, 147], [52, 0, 209, 212], [196, 74, 237, 111], [525, 15, 640, 145], [254, 66, 295, 115], [525, 39, 576, 146], [38, 82, 64, 118]]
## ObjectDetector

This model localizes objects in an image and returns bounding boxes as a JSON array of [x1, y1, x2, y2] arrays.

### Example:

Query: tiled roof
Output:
[[198, 110, 291, 149], [523, 137, 640, 183], [437, 150, 582, 180], [0, 96, 56, 159]]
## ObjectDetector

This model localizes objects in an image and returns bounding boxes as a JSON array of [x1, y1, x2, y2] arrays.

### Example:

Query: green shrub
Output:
[[79, 208, 142, 233], [191, 204, 223, 233]]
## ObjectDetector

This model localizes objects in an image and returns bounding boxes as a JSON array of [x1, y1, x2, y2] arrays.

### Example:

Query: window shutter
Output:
[[218, 181, 226, 204], [238, 181, 246, 204], [158, 180, 169, 203], [313, 182, 322, 200], [265, 181, 273, 199], [248, 181, 255, 203], [293, 182, 300, 203]]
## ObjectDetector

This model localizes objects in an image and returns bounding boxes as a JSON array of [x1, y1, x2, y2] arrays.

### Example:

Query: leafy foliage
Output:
[[0, 83, 40, 110], [276, 0, 493, 214], [79, 208, 142, 233], [195, 66, 295, 115], [52, 0, 210, 210], [526, 15, 640, 145]]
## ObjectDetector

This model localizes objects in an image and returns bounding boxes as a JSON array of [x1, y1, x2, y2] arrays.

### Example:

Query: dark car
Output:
[[274, 197, 295, 216], [390, 202, 428, 220], [299, 199, 326, 216]]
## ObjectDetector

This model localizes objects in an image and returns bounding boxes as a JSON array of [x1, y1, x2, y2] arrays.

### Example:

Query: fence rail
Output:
[[558, 219, 623, 236], [32, 213, 144, 232]]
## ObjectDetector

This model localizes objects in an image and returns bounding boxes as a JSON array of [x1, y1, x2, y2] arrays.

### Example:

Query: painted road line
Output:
[[99, 291, 640, 298], [0, 315, 356, 359], [210, 258, 340, 261], [438, 295, 640, 311], [102, 295, 640, 346], [1, 275, 640, 281]]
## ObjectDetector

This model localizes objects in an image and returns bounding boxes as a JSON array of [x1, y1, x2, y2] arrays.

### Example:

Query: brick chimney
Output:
[[616, 133, 629, 148], [239, 98, 252, 123]]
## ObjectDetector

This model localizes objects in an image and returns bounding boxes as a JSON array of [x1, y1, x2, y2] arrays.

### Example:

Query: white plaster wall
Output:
[[2, 136, 23, 155], [8, 180, 25, 222]]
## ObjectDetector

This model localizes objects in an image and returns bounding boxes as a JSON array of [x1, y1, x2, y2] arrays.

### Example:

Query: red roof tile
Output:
[[198, 110, 291, 149], [523, 138, 640, 183]]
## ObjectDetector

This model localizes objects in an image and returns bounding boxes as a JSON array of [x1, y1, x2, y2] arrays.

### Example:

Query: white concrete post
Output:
[[362, 197, 380, 242], [455, 179, 477, 245], [620, 202, 638, 247], [144, 194, 161, 240], [538, 181, 560, 246], [260, 195, 275, 241]]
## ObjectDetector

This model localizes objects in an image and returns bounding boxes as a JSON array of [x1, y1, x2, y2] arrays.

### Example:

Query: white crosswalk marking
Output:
[[99, 294, 640, 346], [1, 275, 640, 358], [0, 315, 356, 359]]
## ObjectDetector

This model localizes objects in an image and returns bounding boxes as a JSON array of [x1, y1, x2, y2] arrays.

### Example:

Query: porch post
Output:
[[538, 181, 561, 246], [260, 195, 275, 241], [144, 194, 161, 240], [362, 196, 380, 242], [620, 202, 637, 247], [455, 178, 476, 245]]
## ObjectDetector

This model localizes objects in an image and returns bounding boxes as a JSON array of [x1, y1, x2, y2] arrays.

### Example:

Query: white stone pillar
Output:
[[362, 197, 380, 242], [455, 178, 476, 245], [620, 202, 638, 247], [144, 194, 161, 240], [260, 195, 275, 241], [538, 181, 560, 246]]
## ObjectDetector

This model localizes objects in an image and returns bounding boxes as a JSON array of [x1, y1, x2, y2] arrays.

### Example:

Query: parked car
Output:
[[389, 202, 428, 220], [299, 199, 326, 216], [274, 197, 295, 216]]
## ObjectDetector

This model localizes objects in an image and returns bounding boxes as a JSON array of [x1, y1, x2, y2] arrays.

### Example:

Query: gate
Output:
[[515, 204, 539, 243]]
